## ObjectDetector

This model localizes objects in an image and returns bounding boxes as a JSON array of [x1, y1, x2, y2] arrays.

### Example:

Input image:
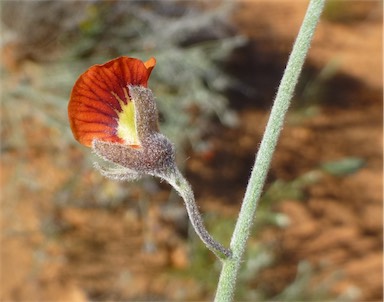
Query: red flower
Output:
[[67, 56, 231, 258], [68, 55, 175, 180], [68, 56, 156, 147]]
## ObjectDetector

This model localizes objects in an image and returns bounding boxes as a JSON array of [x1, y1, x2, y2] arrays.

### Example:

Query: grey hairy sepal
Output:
[[93, 162, 143, 181]]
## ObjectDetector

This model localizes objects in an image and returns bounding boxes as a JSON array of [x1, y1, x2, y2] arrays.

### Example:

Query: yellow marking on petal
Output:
[[111, 88, 140, 146]]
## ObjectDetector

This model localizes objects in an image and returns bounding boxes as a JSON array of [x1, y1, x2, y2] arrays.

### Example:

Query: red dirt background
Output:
[[1, 1, 382, 301]]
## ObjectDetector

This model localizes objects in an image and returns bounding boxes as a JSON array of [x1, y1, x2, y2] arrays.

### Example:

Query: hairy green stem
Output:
[[214, 1, 325, 301], [165, 168, 232, 259]]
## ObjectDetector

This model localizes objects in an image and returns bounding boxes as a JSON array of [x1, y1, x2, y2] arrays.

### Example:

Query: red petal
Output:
[[144, 57, 156, 74], [68, 56, 156, 147]]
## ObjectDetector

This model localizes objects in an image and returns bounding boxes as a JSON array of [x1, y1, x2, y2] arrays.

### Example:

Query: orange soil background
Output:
[[1, 1, 382, 301]]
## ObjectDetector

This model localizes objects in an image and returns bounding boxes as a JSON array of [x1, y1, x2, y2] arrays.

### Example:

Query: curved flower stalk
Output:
[[68, 56, 231, 258]]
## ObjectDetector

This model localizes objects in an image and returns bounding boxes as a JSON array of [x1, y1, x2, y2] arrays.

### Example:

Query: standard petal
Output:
[[144, 57, 156, 75], [68, 56, 155, 147]]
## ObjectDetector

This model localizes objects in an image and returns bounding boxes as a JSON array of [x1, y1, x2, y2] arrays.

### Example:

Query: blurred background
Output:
[[0, 1, 382, 301]]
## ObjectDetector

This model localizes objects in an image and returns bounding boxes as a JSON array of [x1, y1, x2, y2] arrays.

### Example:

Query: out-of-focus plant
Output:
[[1, 1, 244, 211], [322, 0, 381, 23], [73, 1, 245, 154], [1, 1, 244, 155], [320, 157, 365, 176]]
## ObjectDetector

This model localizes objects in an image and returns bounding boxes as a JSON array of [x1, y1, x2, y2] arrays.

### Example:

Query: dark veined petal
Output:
[[68, 56, 156, 147]]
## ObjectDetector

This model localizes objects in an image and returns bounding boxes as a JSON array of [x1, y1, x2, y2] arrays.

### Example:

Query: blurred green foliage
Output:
[[323, 0, 381, 23], [320, 157, 365, 176]]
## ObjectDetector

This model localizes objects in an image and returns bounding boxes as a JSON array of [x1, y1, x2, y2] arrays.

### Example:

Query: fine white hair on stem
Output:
[[214, 1, 326, 301]]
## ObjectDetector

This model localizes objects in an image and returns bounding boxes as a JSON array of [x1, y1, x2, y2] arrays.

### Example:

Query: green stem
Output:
[[214, 1, 325, 301]]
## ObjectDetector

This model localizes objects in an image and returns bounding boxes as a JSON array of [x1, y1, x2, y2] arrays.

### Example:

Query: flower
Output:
[[67, 56, 231, 258], [68, 56, 176, 180], [68, 56, 156, 147]]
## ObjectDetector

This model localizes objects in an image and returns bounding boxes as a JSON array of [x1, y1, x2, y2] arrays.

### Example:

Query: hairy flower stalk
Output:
[[68, 56, 231, 258], [164, 168, 232, 258]]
